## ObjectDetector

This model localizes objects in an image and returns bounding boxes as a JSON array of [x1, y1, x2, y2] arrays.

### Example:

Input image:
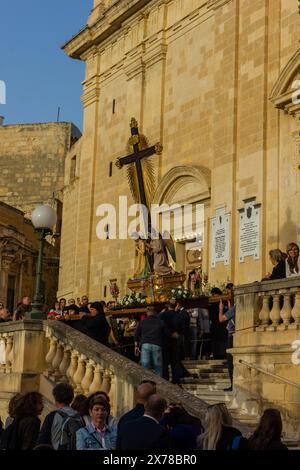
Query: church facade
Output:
[[58, 0, 300, 300]]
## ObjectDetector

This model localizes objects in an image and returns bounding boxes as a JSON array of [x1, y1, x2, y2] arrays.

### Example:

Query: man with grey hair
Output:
[[118, 394, 171, 450]]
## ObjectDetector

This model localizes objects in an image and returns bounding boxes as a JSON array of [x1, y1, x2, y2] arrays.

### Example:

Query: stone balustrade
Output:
[[232, 277, 300, 439], [0, 319, 212, 428], [234, 276, 300, 335], [43, 320, 209, 420]]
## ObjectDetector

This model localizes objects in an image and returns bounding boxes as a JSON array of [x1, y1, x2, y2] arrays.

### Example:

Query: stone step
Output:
[[197, 373, 229, 379], [181, 379, 231, 386], [187, 391, 233, 402], [183, 360, 227, 366], [284, 440, 300, 448], [185, 367, 228, 374]]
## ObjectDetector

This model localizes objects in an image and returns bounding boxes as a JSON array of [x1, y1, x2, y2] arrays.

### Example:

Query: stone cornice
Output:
[[62, 0, 152, 60], [206, 0, 233, 10]]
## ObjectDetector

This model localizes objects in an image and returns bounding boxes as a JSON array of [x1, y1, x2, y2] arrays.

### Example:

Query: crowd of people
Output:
[[0, 382, 288, 451], [0, 288, 235, 391]]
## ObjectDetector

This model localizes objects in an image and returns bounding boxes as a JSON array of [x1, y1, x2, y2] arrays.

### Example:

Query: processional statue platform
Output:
[[115, 117, 186, 301]]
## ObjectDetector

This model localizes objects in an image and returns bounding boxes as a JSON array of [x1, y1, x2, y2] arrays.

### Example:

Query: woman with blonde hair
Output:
[[285, 243, 300, 278], [197, 403, 242, 450]]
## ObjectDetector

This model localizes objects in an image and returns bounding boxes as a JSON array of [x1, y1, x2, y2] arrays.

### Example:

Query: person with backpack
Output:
[[76, 396, 117, 450], [0, 392, 44, 450], [37, 382, 84, 450]]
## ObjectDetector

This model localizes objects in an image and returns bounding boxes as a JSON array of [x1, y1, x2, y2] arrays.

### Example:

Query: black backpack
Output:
[[0, 418, 19, 450], [56, 411, 84, 450]]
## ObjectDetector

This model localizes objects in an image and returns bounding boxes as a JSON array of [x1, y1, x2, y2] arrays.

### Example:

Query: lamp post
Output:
[[27, 204, 57, 320]]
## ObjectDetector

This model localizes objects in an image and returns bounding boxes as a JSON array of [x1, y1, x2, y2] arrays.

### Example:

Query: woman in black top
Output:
[[262, 249, 286, 281], [247, 408, 288, 450]]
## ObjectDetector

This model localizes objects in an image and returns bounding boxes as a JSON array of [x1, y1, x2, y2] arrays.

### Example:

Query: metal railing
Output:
[[239, 359, 300, 390]]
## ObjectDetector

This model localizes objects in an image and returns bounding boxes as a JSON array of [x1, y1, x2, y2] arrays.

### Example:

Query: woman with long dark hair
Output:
[[0, 392, 43, 450], [285, 243, 300, 278], [247, 409, 288, 450]]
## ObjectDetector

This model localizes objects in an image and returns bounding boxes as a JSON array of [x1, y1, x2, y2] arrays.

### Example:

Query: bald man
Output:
[[117, 381, 156, 447], [118, 394, 171, 450]]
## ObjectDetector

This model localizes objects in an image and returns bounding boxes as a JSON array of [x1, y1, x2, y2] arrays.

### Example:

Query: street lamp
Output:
[[27, 204, 57, 319]]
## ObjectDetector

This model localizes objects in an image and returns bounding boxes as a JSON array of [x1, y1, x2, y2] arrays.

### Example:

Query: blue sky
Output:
[[0, 0, 93, 131]]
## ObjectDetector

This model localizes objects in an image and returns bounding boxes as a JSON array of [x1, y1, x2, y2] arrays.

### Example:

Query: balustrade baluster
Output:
[[73, 354, 86, 393], [280, 293, 292, 326], [59, 345, 71, 381], [0, 334, 6, 373], [45, 336, 58, 375], [52, 342, 64, 379], [258, 294, 271, 327], [291, 292, 300, 327], [89, 363, 103, 394], [269, 294, 281, 328], [67, 350, 78, 385], [5, 335, 13, 373], [108, 372, 116, 415], [102, 369, 112, 394], [81, 359, 94, 395]]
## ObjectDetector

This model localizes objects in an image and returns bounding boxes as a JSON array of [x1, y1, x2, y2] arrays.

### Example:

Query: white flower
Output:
[[171, 289, 175, 293], [141, 299, 146, 303], [183, 294, 187, 298], [178, 290, 182, 295], [125, 301, 129, 305]]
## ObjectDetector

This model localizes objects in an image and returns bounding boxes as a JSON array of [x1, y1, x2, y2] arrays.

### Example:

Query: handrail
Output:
[[239, 359, 300, 390]]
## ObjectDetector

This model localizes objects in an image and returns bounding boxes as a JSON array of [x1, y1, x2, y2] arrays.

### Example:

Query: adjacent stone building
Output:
[[0, 202, 59, 311], [0, 121, 81, 218], [0, 121, 81, 307], [58, 0, 300, 300]]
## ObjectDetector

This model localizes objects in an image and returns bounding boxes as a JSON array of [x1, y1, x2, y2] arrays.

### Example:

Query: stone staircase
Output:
[[181, 359, 259, 434], [181, 359, 300, 447]]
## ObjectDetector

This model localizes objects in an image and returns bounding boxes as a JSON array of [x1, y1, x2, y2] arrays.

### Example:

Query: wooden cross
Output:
[[115, 118, 163, 209]]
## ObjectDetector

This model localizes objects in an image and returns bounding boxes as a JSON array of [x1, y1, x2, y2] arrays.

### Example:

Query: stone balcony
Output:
[[232, 277, 300, 439]]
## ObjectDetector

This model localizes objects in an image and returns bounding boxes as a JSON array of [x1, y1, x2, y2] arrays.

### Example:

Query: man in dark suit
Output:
[[117, 381, 156, 439], [117, 394, 171, 450]]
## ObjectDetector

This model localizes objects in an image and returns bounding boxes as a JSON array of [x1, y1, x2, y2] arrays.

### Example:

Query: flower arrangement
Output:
[[170, 286, 192, 300], [119, 291, 147, 307]]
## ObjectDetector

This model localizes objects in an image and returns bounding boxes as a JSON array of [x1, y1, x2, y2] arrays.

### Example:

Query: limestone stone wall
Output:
[[59, 0, 300, 300], [0, 122, 81, 218], [0, 202, 59, 310]]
